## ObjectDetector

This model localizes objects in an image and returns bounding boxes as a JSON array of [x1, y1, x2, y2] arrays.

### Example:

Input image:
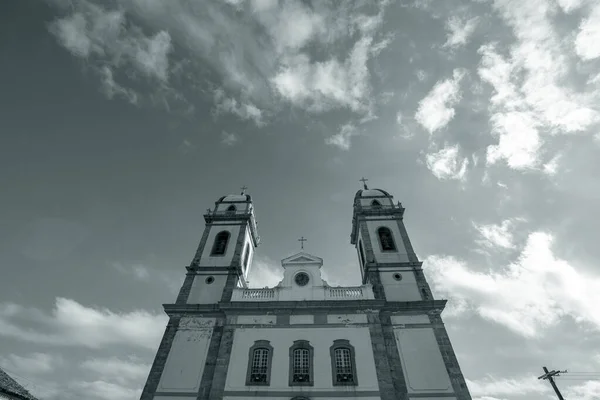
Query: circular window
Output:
[[205, 276, 215, 284], [393, 273, 402, 281], [294, 272, 310, 287]]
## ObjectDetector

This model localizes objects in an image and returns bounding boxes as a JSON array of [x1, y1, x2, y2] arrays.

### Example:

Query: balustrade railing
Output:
[[232, 285, 372, 301]]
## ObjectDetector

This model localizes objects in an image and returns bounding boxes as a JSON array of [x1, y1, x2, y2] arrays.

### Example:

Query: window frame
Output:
[[210, 230, 230, 256], [288, 340, 314, 386], [246, 340, 274, 386], [329, 339, 358, 386], [376, 226, 397, 252]]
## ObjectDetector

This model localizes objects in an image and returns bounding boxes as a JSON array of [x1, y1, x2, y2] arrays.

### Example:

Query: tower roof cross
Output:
[[298, 236, 307, 250], [240, 185, 248, 195], [360, 177, 369, 190]]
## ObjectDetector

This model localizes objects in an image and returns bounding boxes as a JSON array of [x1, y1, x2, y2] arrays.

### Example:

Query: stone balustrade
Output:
[[231, 285, 373, 301]]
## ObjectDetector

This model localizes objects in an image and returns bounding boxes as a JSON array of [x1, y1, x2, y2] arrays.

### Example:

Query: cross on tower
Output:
[[298, 236, 307, 250], [240, 185, 248, 195], [360, 177, 369, 190]]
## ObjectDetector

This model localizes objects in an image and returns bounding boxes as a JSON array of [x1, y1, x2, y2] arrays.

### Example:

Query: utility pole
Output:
[[538, 366, 566, 400]]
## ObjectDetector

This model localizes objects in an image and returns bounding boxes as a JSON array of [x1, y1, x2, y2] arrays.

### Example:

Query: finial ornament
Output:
[[298, 236, 307, 250], [359, 177, 369, 190], [240, 185, 248, 195]]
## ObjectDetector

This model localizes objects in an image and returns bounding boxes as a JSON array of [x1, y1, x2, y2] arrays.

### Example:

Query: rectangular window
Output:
[[250, 349, 269, 383], [292, 348, 310, 383], [334, 348, 354, 383]]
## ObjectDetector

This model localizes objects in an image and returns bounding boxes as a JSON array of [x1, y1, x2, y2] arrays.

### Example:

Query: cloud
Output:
[[111, 261, 180, 294], [271, 36, 374, 113], [473, 219, 521, 250], [425, 144, 469, 181], [48, 3, 172, 82], [325, 123, 359, 151], [415, 69, 465, 134], [80, 356, 150, 385], [466, 375, 549, 397], [97, 66, 139, 105], [221, 131, 239, 146], [247, 256, 283, 288], [0, 298, 167, 350], [426, 232, 600, 338], [0, 353, 62, 375], [575, 2, 600, 61], [213, 88, 265, 126], [68, 380, 141, 400], [444, 16, 479, 48], [477, 0, 600, 170], [563, 381, 600, 400]]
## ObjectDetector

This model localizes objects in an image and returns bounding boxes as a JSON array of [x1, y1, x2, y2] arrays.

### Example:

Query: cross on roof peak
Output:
[[240, 185, 248, 195], [359, 177, 369, 190], [298, 236, 307, 250]]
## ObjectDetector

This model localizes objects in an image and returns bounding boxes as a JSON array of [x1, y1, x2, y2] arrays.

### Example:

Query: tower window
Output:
[[210, 231, 230, 256], [289, 340, 314, 386], [226, 205, 236, 215], [243, 243, 250, 272], [246, 340, 273, 386], [371, 200, 382, 208], [377, 227, 397, 252], [359, 240, 366, 267], [330, 339, 358, 386]]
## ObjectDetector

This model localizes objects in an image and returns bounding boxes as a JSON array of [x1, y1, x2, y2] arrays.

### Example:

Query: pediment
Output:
[[281, 252, 323, 266]]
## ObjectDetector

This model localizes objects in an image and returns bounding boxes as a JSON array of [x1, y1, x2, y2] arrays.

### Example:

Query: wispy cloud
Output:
[[473, 219, 523, 250], [415, 69, 465, 134], [444, 16, 479, 48], [575, 2, 600, 60], [247, 256, 283, 288], [0, 352, 62, 375], [213, 88, 265, 127], [221, 131, 239, 146], [478, 0, 600, 171], [0, 298, 166, 350], [325, 123, 359, 151], [425, 144, 469, 181], [467, 375, 549, 398], [111, 261, 180, 294], [426, 231, 600, 338]]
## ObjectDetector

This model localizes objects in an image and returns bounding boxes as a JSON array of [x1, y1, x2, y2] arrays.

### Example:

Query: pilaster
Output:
[[139, 316, 181, 400], [429, 313, 472, 400]]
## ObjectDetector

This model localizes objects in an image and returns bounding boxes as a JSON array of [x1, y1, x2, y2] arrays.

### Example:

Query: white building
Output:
[[140, 185, 472, 400]]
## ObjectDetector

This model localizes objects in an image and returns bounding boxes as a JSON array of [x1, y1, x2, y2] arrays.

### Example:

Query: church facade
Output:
[[140, 186, 472, 400]]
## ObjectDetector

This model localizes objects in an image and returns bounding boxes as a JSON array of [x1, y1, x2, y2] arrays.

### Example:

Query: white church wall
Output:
[[381, 270, 422, 302], [364, 220, 410, 263], [223, 397, 381, 400], [200, 224, 241, 266], [187, 274, 228, 304], [395, 328, 453, 394], [225, 327, 379, 392], [290, 314, 314, 324], [236, 315, 277, 325], [327, 314, 368, 324], [157, 318, 215, 393], [391, 315, 430, 325]]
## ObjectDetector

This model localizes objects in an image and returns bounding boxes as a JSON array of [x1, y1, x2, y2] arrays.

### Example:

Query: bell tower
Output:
[[350, 179, 433, 302], [176, 188, 260, 306]]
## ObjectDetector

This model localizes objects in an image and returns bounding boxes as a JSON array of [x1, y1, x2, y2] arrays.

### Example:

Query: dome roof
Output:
[[217, 194, 252, 203], [354, 188, 391, 199]]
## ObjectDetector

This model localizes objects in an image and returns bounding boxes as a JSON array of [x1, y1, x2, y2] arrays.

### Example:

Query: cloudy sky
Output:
[[1, 0, 600, 399]]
